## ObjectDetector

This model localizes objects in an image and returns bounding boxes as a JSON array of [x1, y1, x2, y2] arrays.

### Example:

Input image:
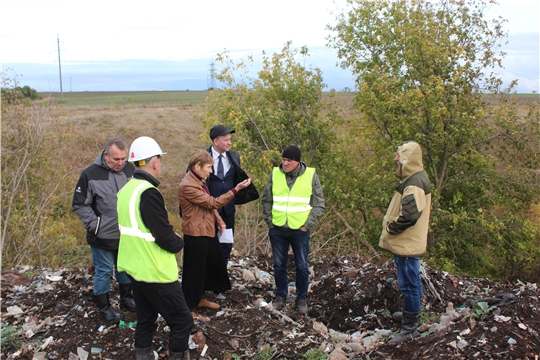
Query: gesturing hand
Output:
[[235, 178, 251, 192]]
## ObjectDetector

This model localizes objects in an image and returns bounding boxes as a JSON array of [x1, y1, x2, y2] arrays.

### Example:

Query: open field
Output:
[[44, 90, 212, 107], [44, 90, 538, 107]]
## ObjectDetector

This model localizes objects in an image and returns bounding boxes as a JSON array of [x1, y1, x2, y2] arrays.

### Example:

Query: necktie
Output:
[[217, 155, 224, 179]]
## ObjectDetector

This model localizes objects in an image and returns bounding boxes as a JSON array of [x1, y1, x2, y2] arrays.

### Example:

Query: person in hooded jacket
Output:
[[72, 138, 136, 322], [379, 141, 432, 344]]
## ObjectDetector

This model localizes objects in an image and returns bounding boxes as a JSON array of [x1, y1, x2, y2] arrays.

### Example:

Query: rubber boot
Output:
[[92, 293, 120, 322], [169, 350, 190, 360], [393, 311, 423, 325], [388, 310, 421, 344], [119, 283, 136, 310], [135, 347, 154, 360]]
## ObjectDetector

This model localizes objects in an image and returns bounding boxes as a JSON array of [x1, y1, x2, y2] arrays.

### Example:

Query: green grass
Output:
[[43, 90, 211, 107], [43, 91, 538, 108]]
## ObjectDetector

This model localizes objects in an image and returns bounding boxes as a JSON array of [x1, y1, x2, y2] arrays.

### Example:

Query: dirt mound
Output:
[[2, 256, 539, 359]]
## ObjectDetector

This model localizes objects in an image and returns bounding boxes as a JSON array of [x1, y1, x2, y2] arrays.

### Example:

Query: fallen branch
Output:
[[420, 261, 443, 304], [331, 207, 383, 264], [269, 309, 303, 327], [207, 325, 257, 338]]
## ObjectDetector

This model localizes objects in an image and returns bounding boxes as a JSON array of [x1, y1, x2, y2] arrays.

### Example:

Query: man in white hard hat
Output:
[[117, 136, 191, 360]]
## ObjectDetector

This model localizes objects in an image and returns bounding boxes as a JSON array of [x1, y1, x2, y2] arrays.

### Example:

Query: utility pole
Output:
[[57, 34, 64, 101]]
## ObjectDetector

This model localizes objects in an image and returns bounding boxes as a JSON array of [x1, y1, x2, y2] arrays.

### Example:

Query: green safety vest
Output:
[[271, 167, 315, 229], [117, 178, 178, 283]]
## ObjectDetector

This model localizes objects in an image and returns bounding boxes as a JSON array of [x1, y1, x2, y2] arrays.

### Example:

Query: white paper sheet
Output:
[[218, 228, 234, 244]]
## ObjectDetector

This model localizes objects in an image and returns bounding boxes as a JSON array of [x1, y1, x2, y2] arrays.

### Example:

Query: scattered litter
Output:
[[45, 275, 63, 282], [494, 315, 511, 322]]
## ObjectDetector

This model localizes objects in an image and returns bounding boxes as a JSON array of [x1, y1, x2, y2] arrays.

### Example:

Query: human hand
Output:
[[235, 178, 251, 191], [218, 224, 226, 234], [300, 226, 308, 232]]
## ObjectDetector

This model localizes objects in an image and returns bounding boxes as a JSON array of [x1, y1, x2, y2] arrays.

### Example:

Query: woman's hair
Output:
[[188, 149, 214, 169]]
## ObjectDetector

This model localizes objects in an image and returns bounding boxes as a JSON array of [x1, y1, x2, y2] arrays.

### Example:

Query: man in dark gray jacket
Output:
[[261, 145, 325, 315], [72, 138, 136, 321]]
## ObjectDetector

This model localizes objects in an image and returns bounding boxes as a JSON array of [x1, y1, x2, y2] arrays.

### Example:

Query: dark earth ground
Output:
[[2, 255, 539, 359]]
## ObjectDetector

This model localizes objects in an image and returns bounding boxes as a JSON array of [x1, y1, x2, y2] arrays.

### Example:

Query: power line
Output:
[[207, 58, 216, 90]]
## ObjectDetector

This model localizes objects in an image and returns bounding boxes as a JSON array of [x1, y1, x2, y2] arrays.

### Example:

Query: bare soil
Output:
[[2, 255, 539, 359]]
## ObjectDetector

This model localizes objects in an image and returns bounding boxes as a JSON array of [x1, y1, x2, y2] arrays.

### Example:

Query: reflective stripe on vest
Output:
[[117, 178, 178, 283], [120, 181, 155, 242], [271, 167, 315, 229]]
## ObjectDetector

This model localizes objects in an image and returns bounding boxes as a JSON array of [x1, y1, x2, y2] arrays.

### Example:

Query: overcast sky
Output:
[[2, 0, 538, 92]]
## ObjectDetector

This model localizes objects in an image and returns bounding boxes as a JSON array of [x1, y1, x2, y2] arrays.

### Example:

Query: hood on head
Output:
[[396, 141, 424, 180]]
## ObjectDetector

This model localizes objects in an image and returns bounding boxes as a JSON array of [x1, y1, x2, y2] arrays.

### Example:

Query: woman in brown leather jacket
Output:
[[178, 150, 251, 312]]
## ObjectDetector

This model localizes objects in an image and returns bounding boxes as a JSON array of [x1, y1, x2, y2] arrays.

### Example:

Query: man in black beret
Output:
[[261, 145, 325, 315]]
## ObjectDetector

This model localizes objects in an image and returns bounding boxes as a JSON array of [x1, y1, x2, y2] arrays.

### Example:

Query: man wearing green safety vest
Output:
[[262, 145, 325, 315], [117, 136, 191, 360]]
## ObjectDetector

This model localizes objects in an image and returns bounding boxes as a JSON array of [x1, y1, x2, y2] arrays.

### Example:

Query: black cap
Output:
[[282, 145, 301, 162], [210, 125, 235, 140]]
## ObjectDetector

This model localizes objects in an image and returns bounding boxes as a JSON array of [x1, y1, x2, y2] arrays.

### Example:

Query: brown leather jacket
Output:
[[178, 170, 236, 238]]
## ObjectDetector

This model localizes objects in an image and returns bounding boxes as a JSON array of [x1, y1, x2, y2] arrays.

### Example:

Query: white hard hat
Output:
[[128, 136, 166, 162]]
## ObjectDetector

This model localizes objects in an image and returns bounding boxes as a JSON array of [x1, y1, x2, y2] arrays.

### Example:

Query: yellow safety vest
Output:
[[271, 167, 315, 229], [117, 178, 178, 283]]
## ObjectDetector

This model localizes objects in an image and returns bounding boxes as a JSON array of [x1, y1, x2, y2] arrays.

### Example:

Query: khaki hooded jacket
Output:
[[379, 141, 432, 257]]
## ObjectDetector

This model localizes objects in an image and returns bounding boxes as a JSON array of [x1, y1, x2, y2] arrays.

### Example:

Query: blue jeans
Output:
[[91, 246, 130, 295], [394, 256, 422, 313], [269, 227, 310, 300]]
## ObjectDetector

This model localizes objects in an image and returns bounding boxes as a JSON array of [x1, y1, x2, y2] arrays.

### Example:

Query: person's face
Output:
[[195, 162, 214, 180], [282, 157, 300, 173], [394, 153, 401, 168], [213, 134, 232, 154], [104, 144, 127, 172], [152, 155, 162, 177]]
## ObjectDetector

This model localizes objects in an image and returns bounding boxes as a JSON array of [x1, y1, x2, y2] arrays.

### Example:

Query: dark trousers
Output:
[[129, 277, 192, 352], [182, 235, 231, 309], [218, 211, 235, 261]]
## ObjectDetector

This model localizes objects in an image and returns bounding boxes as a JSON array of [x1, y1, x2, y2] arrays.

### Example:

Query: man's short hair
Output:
[[105, 138, 127, 153]]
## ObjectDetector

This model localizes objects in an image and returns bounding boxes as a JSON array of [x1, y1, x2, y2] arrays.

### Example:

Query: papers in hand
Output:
[[218, 228, 234, 244]]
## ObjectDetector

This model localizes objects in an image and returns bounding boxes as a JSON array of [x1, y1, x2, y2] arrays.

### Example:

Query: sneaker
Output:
[[296, 299, 308, 315], [273, 296, 286, 310]]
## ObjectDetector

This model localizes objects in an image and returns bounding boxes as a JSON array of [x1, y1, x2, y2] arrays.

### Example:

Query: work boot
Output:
[[198, 298, 220, 310], [92, 293, 120, 322], [169, 350, 190, 360], [135, 347, 154, 360], [273, 296, 286, 310], [296, 299, 309, 315], [393, 311, 423, 325], [119, 283, 136, 310], [388, 310, 421, 344]]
